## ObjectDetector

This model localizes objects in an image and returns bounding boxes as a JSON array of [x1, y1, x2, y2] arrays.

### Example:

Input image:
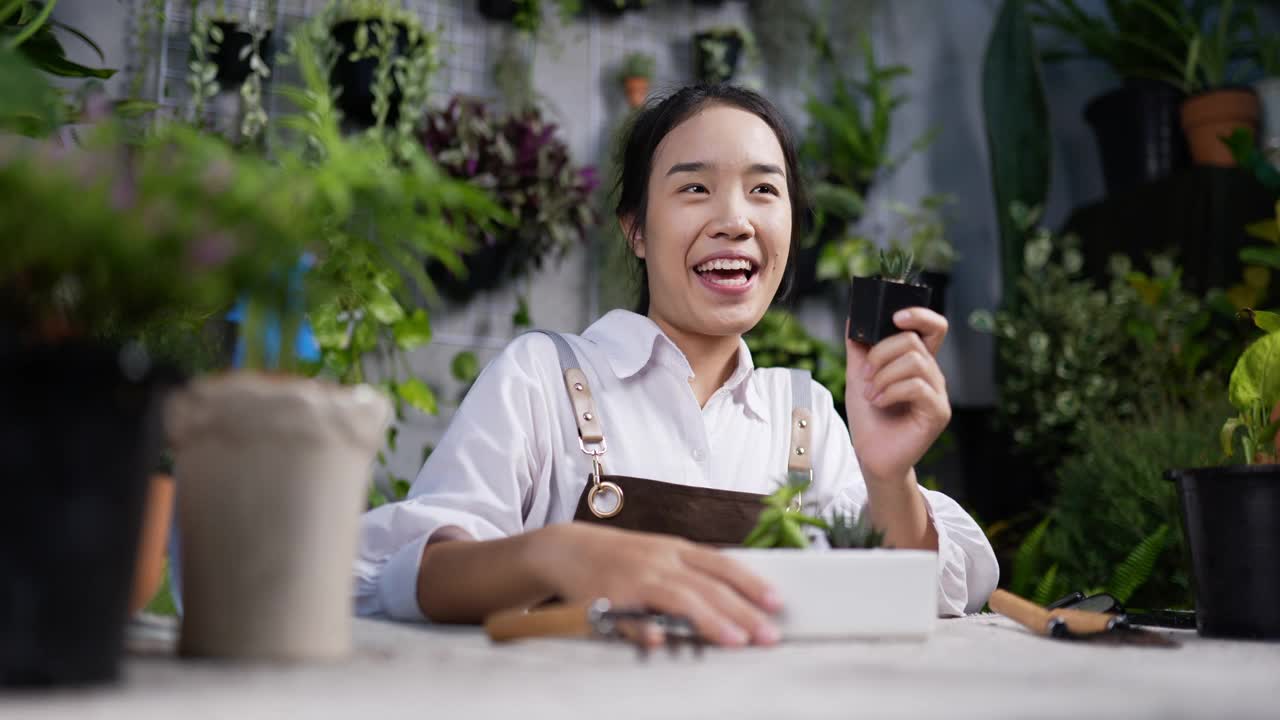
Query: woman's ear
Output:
[[620, 215, 645, 259]]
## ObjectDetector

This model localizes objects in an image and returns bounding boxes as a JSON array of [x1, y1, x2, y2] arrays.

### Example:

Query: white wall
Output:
[[55, 0, 1117, 485]]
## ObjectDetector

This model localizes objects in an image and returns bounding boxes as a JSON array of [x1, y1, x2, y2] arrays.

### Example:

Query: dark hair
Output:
[[612, 84, 811, 314]]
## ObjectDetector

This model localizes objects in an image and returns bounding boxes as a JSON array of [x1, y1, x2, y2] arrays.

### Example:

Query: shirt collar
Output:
[[581, 309, 770, 422]]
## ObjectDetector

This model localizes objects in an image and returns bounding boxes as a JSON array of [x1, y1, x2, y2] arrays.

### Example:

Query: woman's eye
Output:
[[752, 184, 780, 196], [680, 184, 708, 194]]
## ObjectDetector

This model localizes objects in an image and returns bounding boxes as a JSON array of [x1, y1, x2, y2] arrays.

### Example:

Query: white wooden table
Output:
[[4, 614, 1278, 719]]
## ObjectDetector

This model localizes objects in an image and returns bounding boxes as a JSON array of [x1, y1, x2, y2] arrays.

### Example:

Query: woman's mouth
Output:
[[692, 257, 759, 294]]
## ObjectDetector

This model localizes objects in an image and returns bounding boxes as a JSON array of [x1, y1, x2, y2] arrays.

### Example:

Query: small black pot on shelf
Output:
[[329, 19, 412, 129], [209, 21, 273, 89], [919, 270, 950, 318], [590, 0, 647, 17], [425, 240, 514, 304], [847, 275, 932, 346], [1166, 465, 1280, 640], [0, 341, 173, 687], [693, 30, 744, 84], [477, 0, 520, 22]]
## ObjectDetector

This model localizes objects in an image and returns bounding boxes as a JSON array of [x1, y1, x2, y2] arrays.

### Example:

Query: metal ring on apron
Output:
[[587, 451, 624, 519]]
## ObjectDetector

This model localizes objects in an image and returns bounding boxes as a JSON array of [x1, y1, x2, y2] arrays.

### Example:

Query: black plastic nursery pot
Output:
[[847, 276, 932, 346], [693, 31, 743, 84], [209, 21, 273, 89], [919, 270, 949, 318], [477, 0, 520, 22], [1083, 79, 1190, 196], [425, 239, 514, 304], [329, 19, 412, 129], [0, 341, 171, 686], [1166, 465, 1280, 640]]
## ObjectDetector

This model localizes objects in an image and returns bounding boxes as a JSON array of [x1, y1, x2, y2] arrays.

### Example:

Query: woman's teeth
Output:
[[694, 258, 754, 273]]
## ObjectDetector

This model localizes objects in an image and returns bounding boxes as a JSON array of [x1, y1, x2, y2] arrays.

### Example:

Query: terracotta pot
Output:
[[165, 371, 391, 661], [623, 76, 649, 108], [128, 473, 175, 615], [1180, 88, 1261, 166]]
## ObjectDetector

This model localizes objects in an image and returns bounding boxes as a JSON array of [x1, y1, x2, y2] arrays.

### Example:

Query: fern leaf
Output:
[[1011, 516, 1051, 596], [1032, 563, 1061, 607], [1107, 524, 1170, 604]]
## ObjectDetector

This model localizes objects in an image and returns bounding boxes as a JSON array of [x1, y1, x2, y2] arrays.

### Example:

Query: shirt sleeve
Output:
[[352, 333, 562, 621], [808, 380, 999, 617]]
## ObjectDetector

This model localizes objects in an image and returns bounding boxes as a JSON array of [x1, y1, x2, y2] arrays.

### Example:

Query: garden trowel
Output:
[[990, 589, 1181, 648]]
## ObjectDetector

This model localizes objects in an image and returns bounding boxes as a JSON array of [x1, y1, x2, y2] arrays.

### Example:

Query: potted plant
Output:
[[187, 5, 275, 145], [720, 477, 937, 639], [1166, 314, 1280, 640], [796, 30, 932, 296], [163, 32, 503, 662], [619, 51, 655, 109], [417, 95, 598, 303], [693, 24, 755, 84], [1247, 6, 1280, 168], [1030, 0, 1196, 192], [590, 0, 648, 18], [0, 46, 305, 683], [321, 0, 437, 130], [846, 248, 933, 346], [1175, 0, 1259, 167]]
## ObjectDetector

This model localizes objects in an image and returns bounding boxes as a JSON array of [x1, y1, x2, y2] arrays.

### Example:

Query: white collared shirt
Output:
[[355, 309, 999, 620]]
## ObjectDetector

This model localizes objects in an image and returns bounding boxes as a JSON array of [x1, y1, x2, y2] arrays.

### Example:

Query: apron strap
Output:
[[527, 330, 606, 452], [787, 368, 815, 481]]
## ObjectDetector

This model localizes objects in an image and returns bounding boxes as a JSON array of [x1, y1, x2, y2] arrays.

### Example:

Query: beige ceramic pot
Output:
[[1180, 88, 1261, 166], [165, 372, 391, 661]]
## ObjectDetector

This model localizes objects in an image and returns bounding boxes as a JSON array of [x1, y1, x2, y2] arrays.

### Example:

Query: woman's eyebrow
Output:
[[664, 161, 785, 177]]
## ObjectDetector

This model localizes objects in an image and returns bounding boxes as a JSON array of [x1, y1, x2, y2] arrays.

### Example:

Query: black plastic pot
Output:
[[919, 270, 950, 317], [590, 0, 647, 16], [329, 19, 412, 129], [1084, 79, 1191, 196], [425, 240, 514, 304], [847, 276, 932, 345], [0, 341, 171, 686], [694, 30, 744, 84], [477, 0, 520, 22], [1166, 465, 1280, 640], [209, 21, 273, 89]]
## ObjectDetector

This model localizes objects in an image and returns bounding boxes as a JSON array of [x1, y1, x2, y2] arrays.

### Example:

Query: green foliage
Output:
[[817, 194, 957, 282], [743, 476, 884, 550], [1009, 515, 1051, 597], [877, 248, 919, 284], [1039, 393, 1229, 609], [619, 50, 655, 80], [984, 0, 1051, 312], [1107, 524, 1169, 604], [825, 507, 885, 550], [969, 211, 1241, 472], [186, 9, 274, 145], [1031, 563, 1060, 606], [1223, 326, 1280, 463], [1, 1, 115, 79], [744, 309, 846, 409], [694, 25, 757, 84]]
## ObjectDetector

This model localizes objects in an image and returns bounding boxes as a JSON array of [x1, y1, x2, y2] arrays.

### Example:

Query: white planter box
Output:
[[721, 548, 937, 640]]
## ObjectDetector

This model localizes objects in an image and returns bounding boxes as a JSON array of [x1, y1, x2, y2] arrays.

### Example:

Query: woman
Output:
[[355, 85, 998, 647]]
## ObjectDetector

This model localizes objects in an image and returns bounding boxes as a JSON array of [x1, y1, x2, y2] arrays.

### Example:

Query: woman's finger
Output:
[[864, 327, 931, 379], [865, 347, 946, 398], [638, 582, 750, 647], [869, 376, 944, 412], [890, 307, 948, 355], [677, 570, 780, 646], [683, 546, 782, 614]]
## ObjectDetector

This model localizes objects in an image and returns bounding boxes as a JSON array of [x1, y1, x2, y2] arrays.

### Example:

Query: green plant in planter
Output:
[[742, 477, 885, 550], [619, 51, 655, 108], [693, 25, 757, 84], [1028, 0, 1198, 88], [1221, 320, 1280, 464], [846, 248, 932, 346], [818, 195, 959, 283], [418, 95, 598, 301], [186, 4, 276, 146]]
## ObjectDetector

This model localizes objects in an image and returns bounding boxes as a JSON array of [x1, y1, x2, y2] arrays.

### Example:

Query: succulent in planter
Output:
[[418, 95, 599, 302], [846, 248, 932, 346], [619, 51, 655, 108], [741, 476, 885, 550]]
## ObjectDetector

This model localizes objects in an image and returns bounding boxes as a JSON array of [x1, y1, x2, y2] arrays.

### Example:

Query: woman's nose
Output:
[[708, 198, 753, 241]]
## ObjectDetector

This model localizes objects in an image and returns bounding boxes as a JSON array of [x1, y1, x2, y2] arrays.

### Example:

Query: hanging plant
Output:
[[186, 4, 275, 145], [418, 96, 600, 302], [693, 25, 755, 84]]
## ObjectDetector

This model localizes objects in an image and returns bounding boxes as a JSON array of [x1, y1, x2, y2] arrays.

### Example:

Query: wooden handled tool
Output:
[[484, 602, 596, 643], [989, 589, 1117, 636]]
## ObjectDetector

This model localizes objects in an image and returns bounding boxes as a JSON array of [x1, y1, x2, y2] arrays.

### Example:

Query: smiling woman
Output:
[[354, 84, 998, 649]]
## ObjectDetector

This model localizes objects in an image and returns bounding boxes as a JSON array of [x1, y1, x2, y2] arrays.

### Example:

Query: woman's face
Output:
[[632, 104, 792, 339]]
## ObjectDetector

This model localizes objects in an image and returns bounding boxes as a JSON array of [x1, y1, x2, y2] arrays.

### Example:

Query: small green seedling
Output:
[[742, 475, 885, 549], [878, 247, 920, 284]]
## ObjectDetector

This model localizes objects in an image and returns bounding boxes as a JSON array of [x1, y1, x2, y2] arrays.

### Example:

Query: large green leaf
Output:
[[983, 0, 1052, 311], [0, 44, 61, 134], [392, 308, 431, 350], [396, 378, 438, 415], [1229, 330, 1280, 412], [1106, 524, 1168, 604]]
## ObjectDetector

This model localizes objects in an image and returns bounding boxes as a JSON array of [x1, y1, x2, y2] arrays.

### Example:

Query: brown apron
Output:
[[531, 331, 816, 547]]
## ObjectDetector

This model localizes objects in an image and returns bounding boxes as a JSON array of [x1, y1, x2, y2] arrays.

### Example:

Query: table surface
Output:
[[4, 613, 1279, 720]]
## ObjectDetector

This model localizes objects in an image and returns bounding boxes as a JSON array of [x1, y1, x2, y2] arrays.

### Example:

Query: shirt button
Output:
[[692, 448, 707, 462]]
